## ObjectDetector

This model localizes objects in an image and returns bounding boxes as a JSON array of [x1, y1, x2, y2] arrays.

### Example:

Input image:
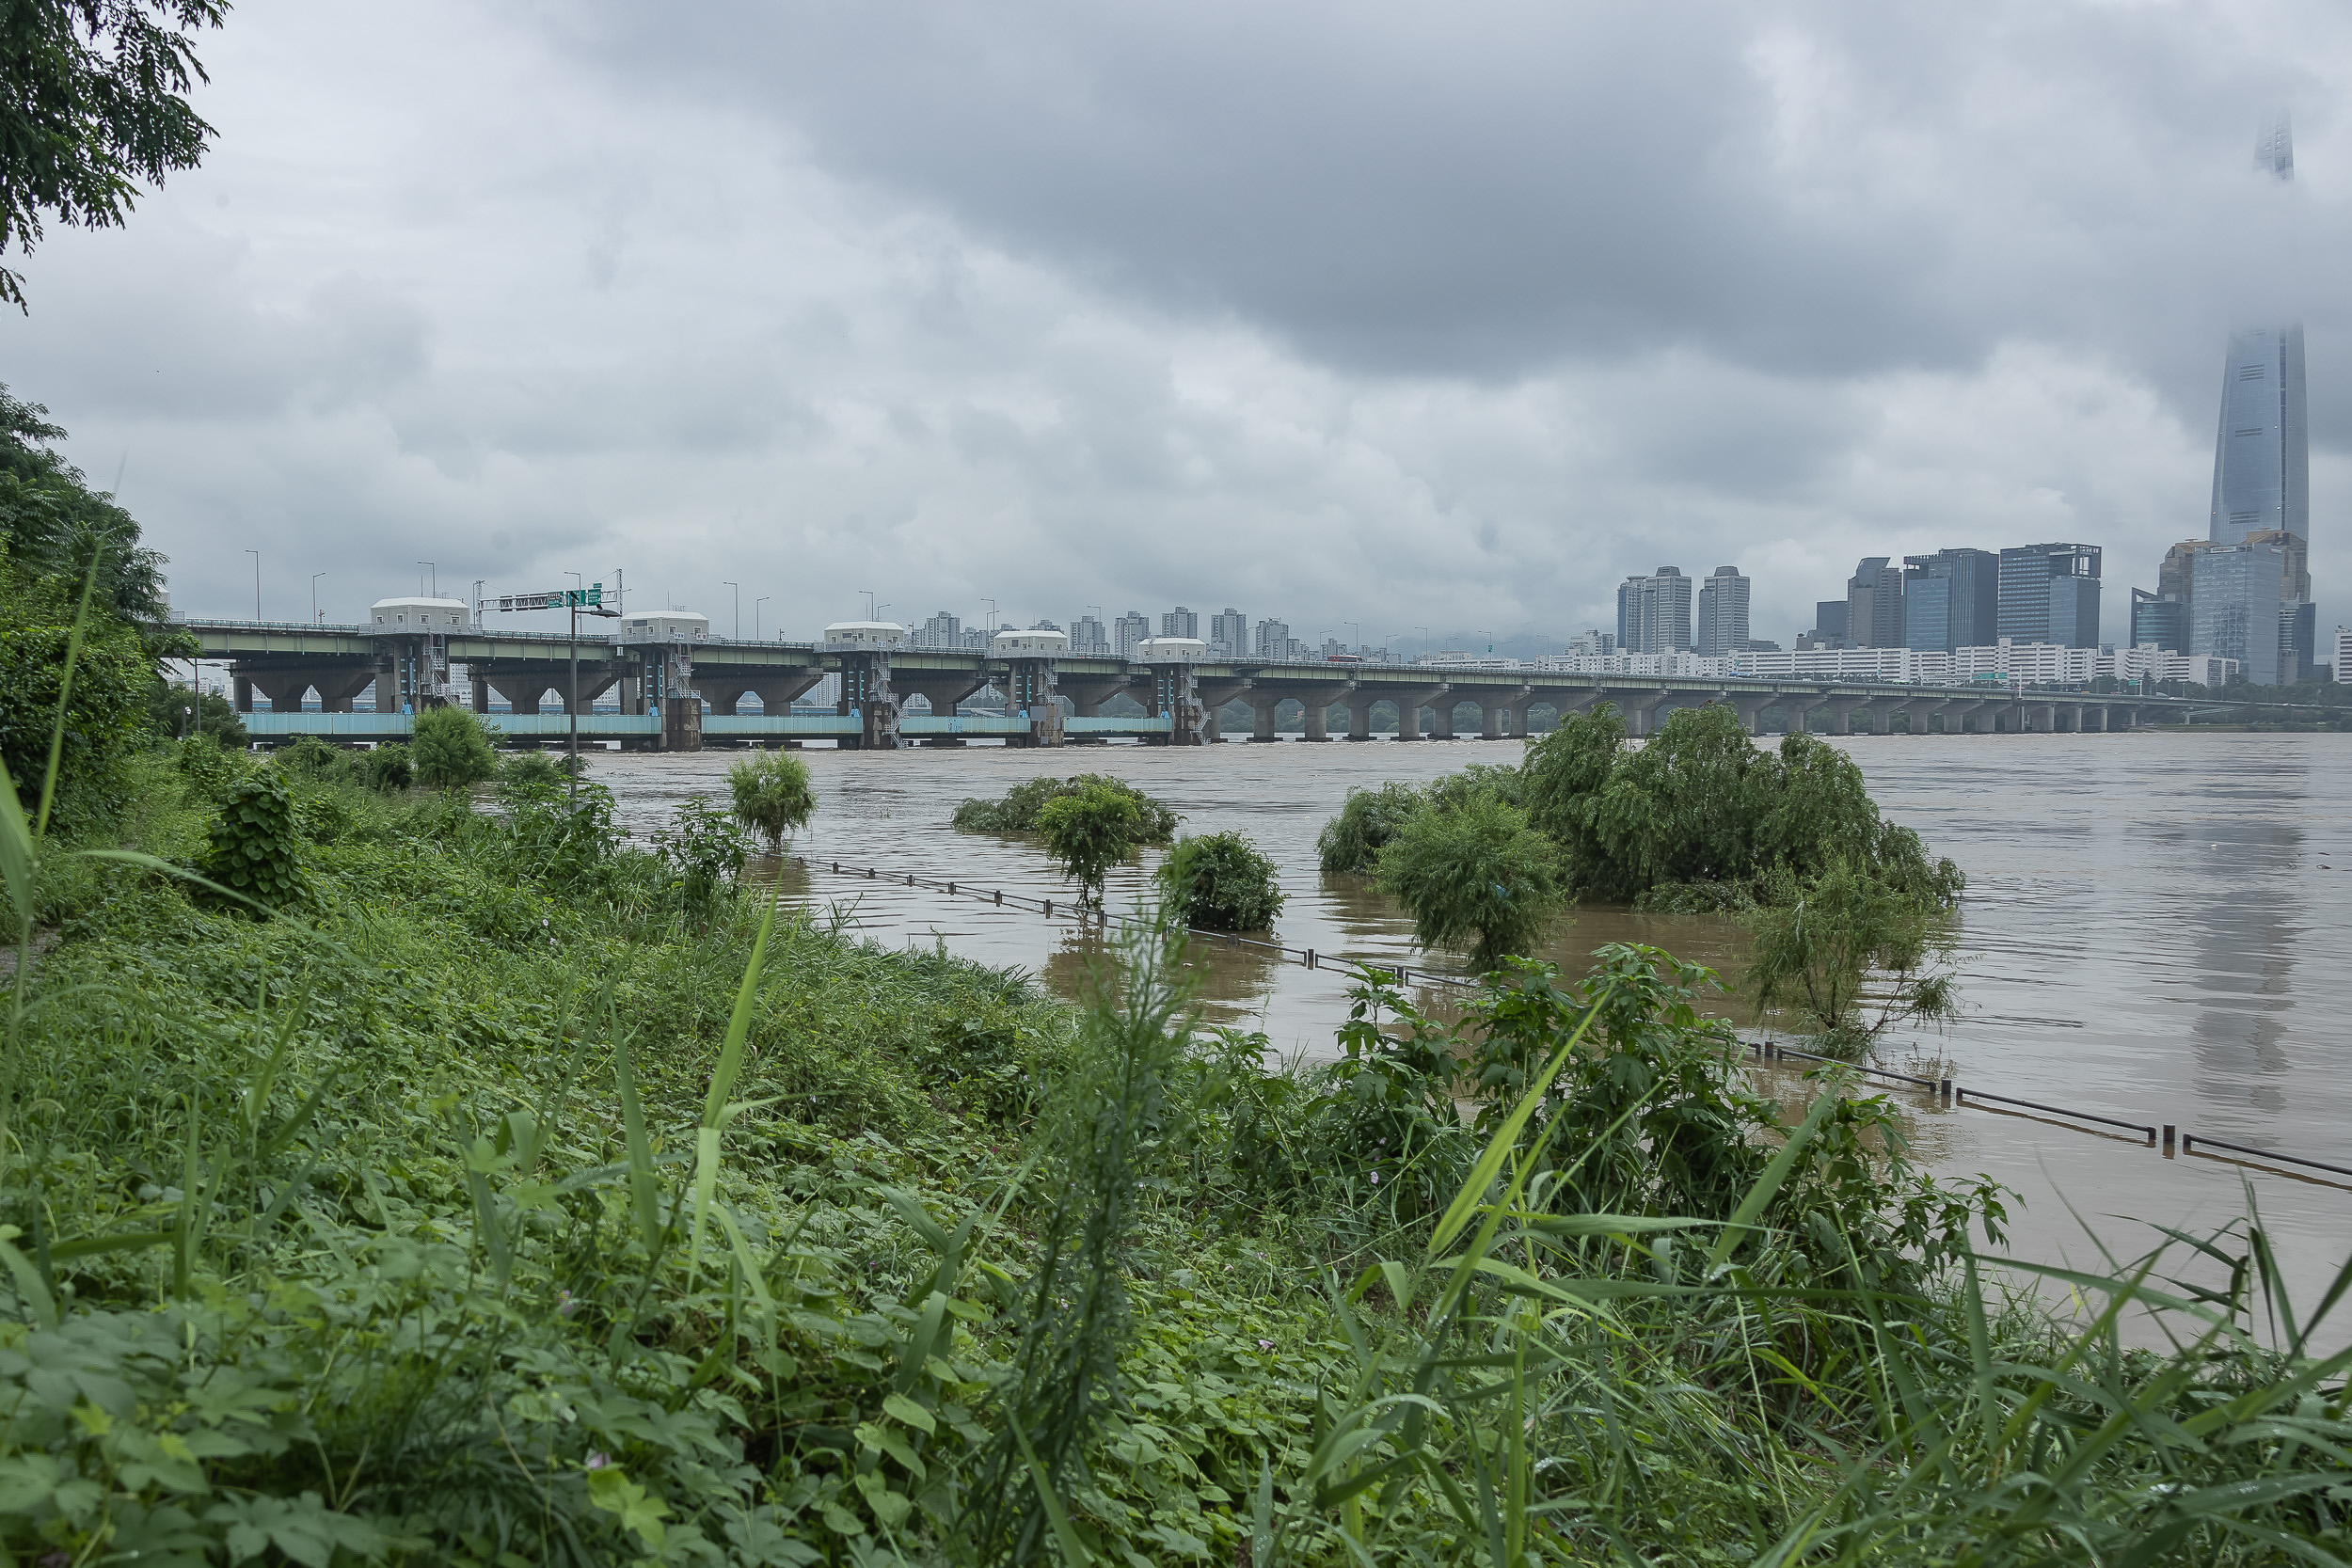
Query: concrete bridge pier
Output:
[[1859, 695, 1914, 734], [1249, 694, 1280, 741], [1894, 695, 1947, 735], [1618, 691, 1670, 736], [1504, 686, 1538, 739], [1431, 701, 1458, 740], [1288, 684, 1351, 742], [1345, 693, 1377, 741], [1804, 696, 1868, 736], [1196, 677, 1253, 743], [897, 675, 989, 724], [1391, 686, 1446, 740], [1709, 689, 1772, 735], [488, 676, 547, 715]]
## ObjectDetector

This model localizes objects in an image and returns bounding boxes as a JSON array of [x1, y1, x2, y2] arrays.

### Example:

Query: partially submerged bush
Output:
[[954, 773, 1177, 841], [1374, 790, 1565, 969], [1315, 781, 1423, 873], [727, 749, 815, 848], [1158, 831, 1285, 931]]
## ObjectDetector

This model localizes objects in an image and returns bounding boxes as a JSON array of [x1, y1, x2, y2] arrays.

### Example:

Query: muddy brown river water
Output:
[[588, 730, 2352, 1334]]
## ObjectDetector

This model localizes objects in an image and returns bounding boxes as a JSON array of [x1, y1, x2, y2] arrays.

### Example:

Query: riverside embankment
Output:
[[592, 728, 2352, 1324]]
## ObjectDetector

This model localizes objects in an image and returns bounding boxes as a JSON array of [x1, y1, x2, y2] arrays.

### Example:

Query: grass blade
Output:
[[691, 896, 777, 1282]]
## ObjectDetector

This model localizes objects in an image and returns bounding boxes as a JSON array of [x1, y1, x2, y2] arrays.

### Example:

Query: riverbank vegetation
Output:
[[952, 774, 1178, 841], [9, 737, 2348, 1563], [1321, 706, 1967, 1045]]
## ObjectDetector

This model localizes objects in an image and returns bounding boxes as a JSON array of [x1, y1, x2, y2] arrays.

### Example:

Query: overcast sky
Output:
[[7, 0, 2347, 647]]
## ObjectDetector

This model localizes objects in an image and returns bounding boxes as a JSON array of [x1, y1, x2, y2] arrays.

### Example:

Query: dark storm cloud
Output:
[[557, 0, 2344, 385]]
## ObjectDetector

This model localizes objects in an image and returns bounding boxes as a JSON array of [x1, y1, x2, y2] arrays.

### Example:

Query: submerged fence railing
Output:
[[783, 853, 2347, 1188]]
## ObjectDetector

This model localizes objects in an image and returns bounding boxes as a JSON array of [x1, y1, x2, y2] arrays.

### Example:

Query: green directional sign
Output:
[[489, 584, 609, 613]]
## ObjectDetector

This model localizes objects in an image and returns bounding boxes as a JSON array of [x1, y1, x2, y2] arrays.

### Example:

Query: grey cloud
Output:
[[556, 0, 2350, 395]]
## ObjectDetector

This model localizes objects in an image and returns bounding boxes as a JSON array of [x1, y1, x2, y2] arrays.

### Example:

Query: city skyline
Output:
[[7, 4, 2345, 664]]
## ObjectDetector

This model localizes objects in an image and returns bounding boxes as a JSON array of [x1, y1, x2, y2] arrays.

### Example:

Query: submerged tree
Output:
[[1375, 792, 1565, 970], [1157, 831, 1284, 931], [1520, 701, 1963, 909], [1745, 860, 1960, 1057], [1036, 780, 1144, 909]]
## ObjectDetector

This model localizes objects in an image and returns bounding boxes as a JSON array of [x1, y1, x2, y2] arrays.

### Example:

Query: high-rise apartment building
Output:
[[1208, 608, 1248, 658], [1071, 614, 1108, 654], [1615, 566, 1692, 655], [2190, 539, 2286, 686], [1566, 628, 1616, 657], [1996, 544, 2101, 647], [1161, 606, 1199, 640], [1901, 548, 1997, 654], [915, 610, 961, 650], [1693, 566, 1750, 657], [1114, 611, 1151, 659], [1255, 617, 1294, 659], [1845, 558, 1904, 648]]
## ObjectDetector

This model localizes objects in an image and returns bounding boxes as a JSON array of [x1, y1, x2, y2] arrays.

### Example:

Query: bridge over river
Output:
[[181, 616, 2294, 750]]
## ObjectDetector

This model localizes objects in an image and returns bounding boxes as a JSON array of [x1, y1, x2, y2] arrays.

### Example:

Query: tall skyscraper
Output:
[[2210, 327, 2308, 543], [1161, 606, 1199, 640], [2188, 115, 2312, 684], [1996, 544, 2101, 647], [1071, 613, 1108, 653], [1845, 558, 1904, 648], [1693, 566, 1750, 656], [1902, 549, 1998, 654], [1114, 610, 1151, 659], [1615, 566, 1692, 655], [1208, 608, 1248, 658]]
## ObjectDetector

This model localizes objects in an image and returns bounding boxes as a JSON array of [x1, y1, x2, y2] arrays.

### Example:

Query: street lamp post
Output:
[[724, 580, 739, 640], [245, 550, 260, 619], [419, 562, 437, 597], [755, 595, 771, 640], [1415, 626, 1429, 662], [311, 572, 326, 624]]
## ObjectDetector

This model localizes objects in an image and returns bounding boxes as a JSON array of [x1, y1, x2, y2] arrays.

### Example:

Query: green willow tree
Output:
[[0, 0, 227, 310], [1375, 793, 1565, 970]]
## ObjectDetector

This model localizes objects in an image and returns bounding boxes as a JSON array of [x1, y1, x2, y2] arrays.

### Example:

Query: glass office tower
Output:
[[1997, 544, 2102, 647], [1902, 548, 1999, 654], [2190, 542, 2285, 686]]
